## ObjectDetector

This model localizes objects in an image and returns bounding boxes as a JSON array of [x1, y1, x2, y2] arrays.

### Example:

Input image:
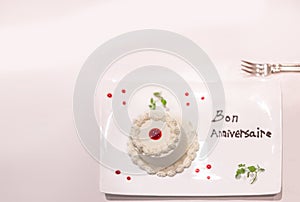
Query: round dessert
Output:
[[128, 109, 199, 177]]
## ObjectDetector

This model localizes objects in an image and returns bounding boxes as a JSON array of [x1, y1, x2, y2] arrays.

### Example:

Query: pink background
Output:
[[0, 0, 299, 201]]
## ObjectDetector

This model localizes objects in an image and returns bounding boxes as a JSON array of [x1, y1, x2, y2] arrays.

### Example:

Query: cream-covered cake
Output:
[[127, 109, 199, 177]]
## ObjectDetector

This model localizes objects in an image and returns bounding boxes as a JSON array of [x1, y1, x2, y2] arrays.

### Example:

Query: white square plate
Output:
[[97, 78, 282, 196]]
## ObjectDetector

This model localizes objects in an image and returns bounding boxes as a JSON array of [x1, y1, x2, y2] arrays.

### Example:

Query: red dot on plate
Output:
[[185, 92, 189, 96], [122, 101, 126, 106], [195, 168, 200, 173], [207, 176, 211, 180], [186, 102, 190, 106], [201, 96, 205, 100], [126, 176, 131, 181], [206, 164, 212, 169], [121, 89, 126, 94], [107, 93, 112, 98], [115, 170, 121, 175]]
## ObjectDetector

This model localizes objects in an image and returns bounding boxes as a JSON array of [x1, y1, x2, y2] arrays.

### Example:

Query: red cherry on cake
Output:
[[149, 128, 162, 140], [107, 93, 112, 98]]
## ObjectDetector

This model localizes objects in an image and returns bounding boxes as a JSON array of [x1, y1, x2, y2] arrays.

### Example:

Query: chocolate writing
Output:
[[211, 110, 272, 139]]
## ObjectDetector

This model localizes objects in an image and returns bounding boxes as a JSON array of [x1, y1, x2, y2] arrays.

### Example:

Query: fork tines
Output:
[[241, 60, 256, 74], [241, 60, 260, 75]]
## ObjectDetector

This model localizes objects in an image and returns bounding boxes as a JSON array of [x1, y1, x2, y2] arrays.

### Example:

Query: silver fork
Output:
[[241, 60, 300, 76]]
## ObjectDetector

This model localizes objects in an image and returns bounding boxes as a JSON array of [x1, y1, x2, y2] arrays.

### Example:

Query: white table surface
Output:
[[0, 0, 300, 201]]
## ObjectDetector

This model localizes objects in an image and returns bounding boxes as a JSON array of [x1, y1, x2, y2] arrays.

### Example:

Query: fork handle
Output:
[[271, 63, 300, 73], [280, 64, 300, 72]]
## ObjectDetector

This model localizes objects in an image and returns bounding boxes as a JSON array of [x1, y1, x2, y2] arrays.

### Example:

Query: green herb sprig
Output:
[[235, 164, 265, 184], [149, 92, 167, 110]]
